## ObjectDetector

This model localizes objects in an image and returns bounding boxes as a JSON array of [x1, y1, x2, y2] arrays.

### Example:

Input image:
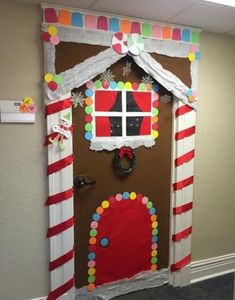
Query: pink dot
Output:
[[50, 35, 60, 45], [152, 123, 158, 130], [142, 196, 148, 204], [102, 81, 109, 89], [48, 81, 57, 91], [115, 194, 122, 201], [132, 82, 139, 90], [91, 221, 98, 229], [86, 81, 94, 89], [190, 45, 198, 53], [85, 115, 93, 123], [153, 93, 159, 101], [88, 260, 96, 268], [152, 243, 158, 250], [152, 100, 159, 108]]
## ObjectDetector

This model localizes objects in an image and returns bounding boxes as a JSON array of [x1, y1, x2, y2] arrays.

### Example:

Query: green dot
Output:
[[152, 228, 158, 236], [88, 275, 95, 283], [191, 31, 200, 44], [90, 229, 97, 237], [147, 201, 153, 209], [151, 257, 158, 264], [53, 74, 62, 84], [139, 83, 146, 91], [142, 23, 152, 37], [85, 123, 93, 131], [94, 80, 102, 89], [85, 106, 93, 114], [152, 108, 159, 116], [117, 81, 124, 90]]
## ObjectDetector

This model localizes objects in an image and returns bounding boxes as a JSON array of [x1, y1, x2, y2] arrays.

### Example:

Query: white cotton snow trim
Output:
[[45, 48, 123, 101], [90, 138, 155, 151], [75, 268, 168, 300]]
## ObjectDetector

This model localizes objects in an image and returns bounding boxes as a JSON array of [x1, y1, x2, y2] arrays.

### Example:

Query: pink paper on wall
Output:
[[85, 15, 97, 29], [131, 21, 141, 34], [97, 16, 108, 31], [44, 8, 58, 23], [172, 28, 181, 41], [152, 24, 162, 38]]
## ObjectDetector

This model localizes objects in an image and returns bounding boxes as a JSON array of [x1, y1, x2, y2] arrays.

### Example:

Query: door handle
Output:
[[74, 175, 96, 190]]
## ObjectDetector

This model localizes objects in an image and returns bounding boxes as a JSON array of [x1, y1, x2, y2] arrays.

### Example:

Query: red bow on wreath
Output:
[[119, 147, 133, 159]]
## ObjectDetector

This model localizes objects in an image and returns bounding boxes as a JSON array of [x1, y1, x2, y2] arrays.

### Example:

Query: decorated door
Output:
[[54, 43, 191, 290]]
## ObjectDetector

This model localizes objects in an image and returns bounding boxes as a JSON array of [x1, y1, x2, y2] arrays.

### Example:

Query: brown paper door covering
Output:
[[55, 43, 190, 288]]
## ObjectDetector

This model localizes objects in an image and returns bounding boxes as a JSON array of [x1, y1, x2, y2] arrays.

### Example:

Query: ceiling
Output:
[[13, 0, 235, 35]]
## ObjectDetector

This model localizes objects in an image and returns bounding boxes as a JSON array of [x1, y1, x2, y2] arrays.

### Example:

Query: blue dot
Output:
[[85, 89, 93, 97], [152, 84, 159, 93], [88, 252, 96, 260], [122, 192, 129, 200], [186, 89, 192, 97], [149, 207, 156, 215], [100, 237, 109, 247], [85, 132, 93, 141], [152, 236, 158, 243], [195, 51, 201, 60], [110, 81, 117, 89], [92, 213, 100, 221]]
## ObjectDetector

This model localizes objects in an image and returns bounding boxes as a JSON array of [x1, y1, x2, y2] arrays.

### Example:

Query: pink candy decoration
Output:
[[88, 260, 96, 268], [132, 82, 139, 90], [115, 194, 122, 201], [50, 35, 60, 45], [91, 221, 98, 229], [142, 196, 149, 204]]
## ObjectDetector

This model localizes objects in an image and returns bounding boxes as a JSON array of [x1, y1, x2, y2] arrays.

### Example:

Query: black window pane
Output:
[[110, 117, 122, 136]]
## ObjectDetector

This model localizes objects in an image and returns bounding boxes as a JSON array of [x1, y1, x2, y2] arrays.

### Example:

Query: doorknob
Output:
[[74, 175, 96, 190]]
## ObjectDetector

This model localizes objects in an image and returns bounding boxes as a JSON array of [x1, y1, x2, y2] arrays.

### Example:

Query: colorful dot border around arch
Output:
[[87, 192, 158, 291], [43, 7, 200, 44], [83, 81, 159, 142]]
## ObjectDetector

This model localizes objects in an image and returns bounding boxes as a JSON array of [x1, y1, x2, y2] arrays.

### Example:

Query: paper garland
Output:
[[87, 192, 158, 291], [43, 7, 201, 44]]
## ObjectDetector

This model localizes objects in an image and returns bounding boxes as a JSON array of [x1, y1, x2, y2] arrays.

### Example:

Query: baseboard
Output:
[[191, 253, 235, 283]]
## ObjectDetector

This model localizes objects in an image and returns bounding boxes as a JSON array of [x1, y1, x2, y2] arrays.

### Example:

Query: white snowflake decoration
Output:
[[99, 69, 115, 82], [141, 75, 154, 85], [122, 61, 132, 77], [71, 91, 85, 108], [160, 94, 172, 103]]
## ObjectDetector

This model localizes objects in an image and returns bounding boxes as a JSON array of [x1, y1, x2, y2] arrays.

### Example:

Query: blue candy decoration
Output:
[[88, 252, 96, 260], [85, 132, 93, 141], [122, 192, 130, 200], [110, 81, 117, 89], [85, 89, 93, 97], [152, 236, 158, 243], [149, 207, 156, 215], [92, 213, 100, 221], [100, 237, 109, 247]]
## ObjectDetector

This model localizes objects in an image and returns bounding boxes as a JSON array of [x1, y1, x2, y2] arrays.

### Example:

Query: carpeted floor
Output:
[[113, 273, 234, 300]]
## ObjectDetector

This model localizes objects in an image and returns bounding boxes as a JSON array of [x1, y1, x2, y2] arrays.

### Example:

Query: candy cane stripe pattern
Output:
[[112, 32, 128, 54], [170, 101, 195, 280], [127, 33, 145, 55], [46, 95, 74, 299]]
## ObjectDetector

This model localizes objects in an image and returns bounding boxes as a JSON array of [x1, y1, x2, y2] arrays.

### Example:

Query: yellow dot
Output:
[[44, 73, 53, 83], [152, 221, 158, 228], [130, 192, 137, 200], [152, 131, 159, 139], [188, 52, 195, 62], [48, 25, 58, 36], [85, 98, 93, 106], [101, 200, 109, 209], [125, 82, 132, 90], [88, 268, 96, 276], [151, 250, 157, 257], [23, 97, 33, 105], [87, 283, 95, 291]]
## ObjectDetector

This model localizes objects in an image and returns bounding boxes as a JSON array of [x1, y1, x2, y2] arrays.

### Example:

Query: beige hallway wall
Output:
[[0, 1, 234, 299]]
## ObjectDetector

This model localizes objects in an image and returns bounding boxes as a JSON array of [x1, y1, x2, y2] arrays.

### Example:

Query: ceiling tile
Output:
[[91, 0, 193, 22], [169, 2, 235, 32]]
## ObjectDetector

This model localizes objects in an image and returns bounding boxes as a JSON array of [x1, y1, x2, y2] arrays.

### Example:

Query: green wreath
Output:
[[113, 147, 136, 176]]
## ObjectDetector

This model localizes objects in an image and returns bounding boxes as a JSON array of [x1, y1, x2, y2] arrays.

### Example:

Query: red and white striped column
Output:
[[45, 95, 75, 299], [169, 100, 196, 286]]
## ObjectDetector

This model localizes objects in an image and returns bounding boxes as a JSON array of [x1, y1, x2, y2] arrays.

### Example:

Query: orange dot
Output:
[[85, 98, 93, 105], [89, 237, 97, 245], [87, 283, 95, 292], [96, 207, 104, 214], [151, 215, 157, 222], [188, 95, 195, 103], [146, 83, 152, 91], [151, 264, 157, 271], [152, 116, 158, 123]]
